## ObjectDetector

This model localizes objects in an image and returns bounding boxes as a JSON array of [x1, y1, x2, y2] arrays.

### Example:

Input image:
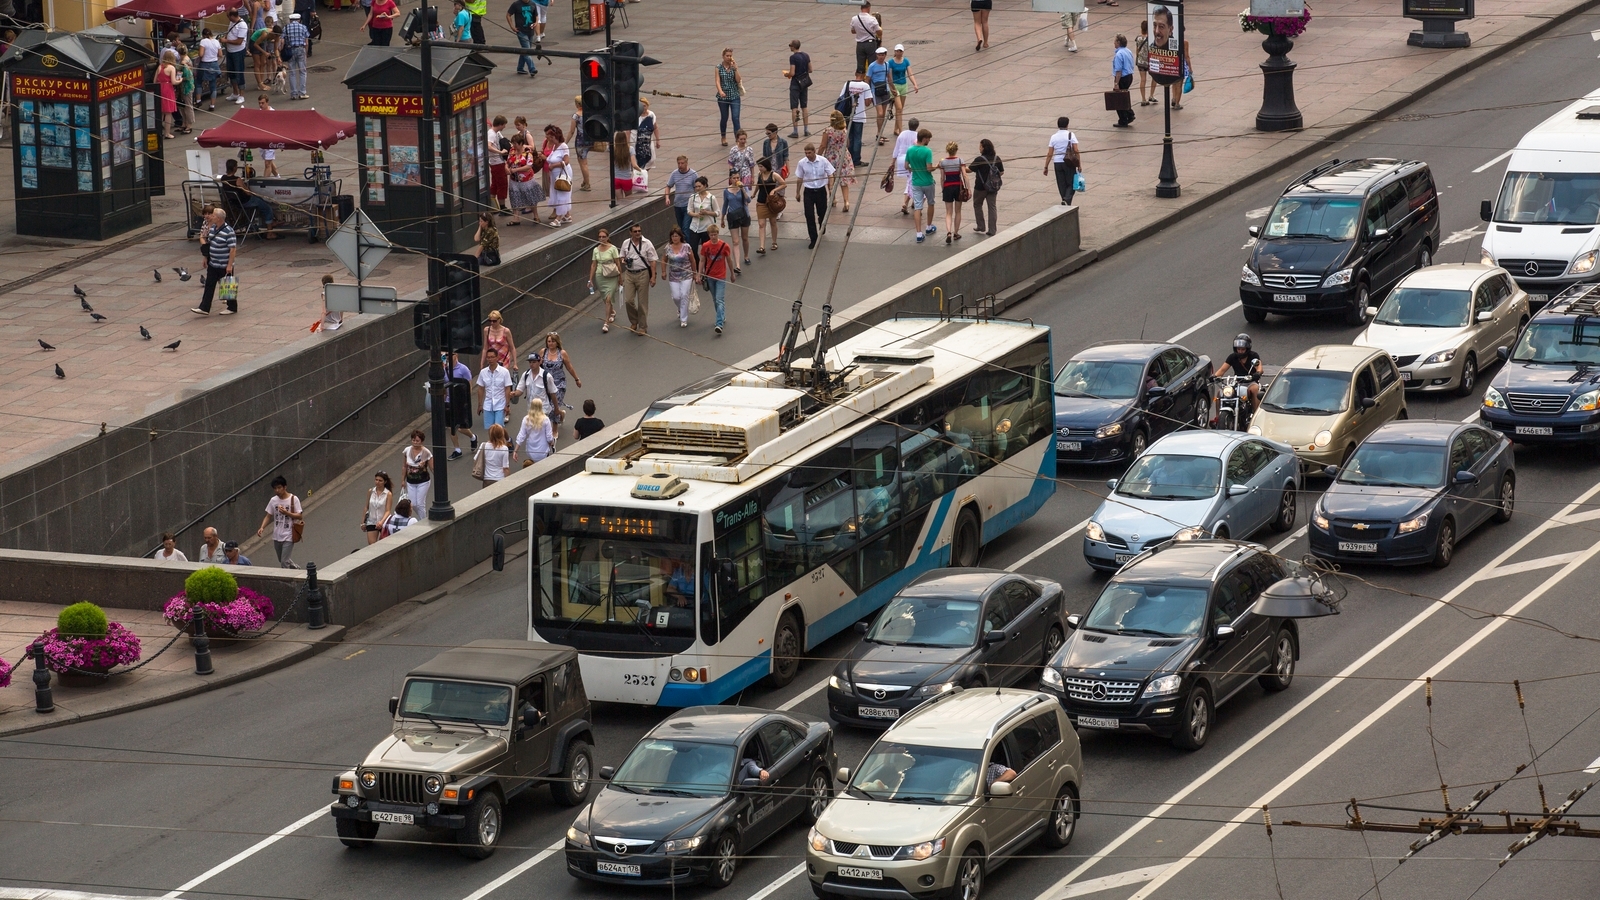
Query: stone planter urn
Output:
[[1256, 32, 1303, 132]]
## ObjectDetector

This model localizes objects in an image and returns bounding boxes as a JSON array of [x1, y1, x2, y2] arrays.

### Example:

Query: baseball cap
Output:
[[876, 47, 888, 54], [894, 43, 905, 51], [289, 12, 300, 18], [224, 540, 240, 550]]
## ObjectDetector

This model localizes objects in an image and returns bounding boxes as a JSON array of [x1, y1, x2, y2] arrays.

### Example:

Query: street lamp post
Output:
[[1152, 1, 1184, 199], [419, 1, 455, 522]]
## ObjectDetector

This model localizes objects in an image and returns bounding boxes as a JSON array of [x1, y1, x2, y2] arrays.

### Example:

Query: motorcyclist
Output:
[[1213, 334, 1263, 419]]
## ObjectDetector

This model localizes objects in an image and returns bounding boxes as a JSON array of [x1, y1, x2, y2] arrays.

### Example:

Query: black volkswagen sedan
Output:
[[1309, 421, 1514, 568], [826, 569, 1066, 727], [566, 707, 835, 889], [1054, 341, 1212, 465]]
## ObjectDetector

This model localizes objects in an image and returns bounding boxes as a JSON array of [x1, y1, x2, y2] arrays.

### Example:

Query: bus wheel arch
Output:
[[768, 608, 805, 688]]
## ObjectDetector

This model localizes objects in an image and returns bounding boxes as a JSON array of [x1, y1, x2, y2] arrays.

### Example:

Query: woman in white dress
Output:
[[515, 397, 556, 464], [545, 125, 574, 226], [401, 429, 432, 513], [362, 472, 393, 545]]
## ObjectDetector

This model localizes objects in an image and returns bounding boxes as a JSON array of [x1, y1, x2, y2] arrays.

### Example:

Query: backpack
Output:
[[834, 83, 854, 120]]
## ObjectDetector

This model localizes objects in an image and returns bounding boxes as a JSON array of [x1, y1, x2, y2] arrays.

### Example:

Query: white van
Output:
[[1480, 89, 1600, 303]]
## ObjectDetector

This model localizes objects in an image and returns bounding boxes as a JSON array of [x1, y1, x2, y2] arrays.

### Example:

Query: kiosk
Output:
[[343, 46, 493, 256]]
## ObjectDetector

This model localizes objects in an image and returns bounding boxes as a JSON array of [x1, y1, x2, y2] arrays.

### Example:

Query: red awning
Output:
[[105, 0, 235, 21], [197, 109, 358, 151]]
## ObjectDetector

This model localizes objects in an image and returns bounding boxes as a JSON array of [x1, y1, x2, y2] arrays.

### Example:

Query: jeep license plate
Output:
[[370, 811, 414, 825], [1338, 541, 1378, 553], [1113, 553, 1135, 564], [1273, 293, 1307, 304], [1078, 717, 1119, 730], [1057, 440, 1082, 452], [597, 862, 642, 877], [859, 706, 900, 720], [838, 867, 883, 881], [1515, 426, 1554, 436]]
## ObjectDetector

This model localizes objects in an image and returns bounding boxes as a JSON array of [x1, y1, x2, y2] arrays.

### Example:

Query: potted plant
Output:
[[164, 567, 275, 638], [1241, 3, 1311, 131], [38, 601, 142, 677]]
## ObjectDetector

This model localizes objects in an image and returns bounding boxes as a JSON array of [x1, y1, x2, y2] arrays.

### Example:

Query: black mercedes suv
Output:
[[1040, 540, 1302, 750], [1481, 282, 1600, 455], [1241, 158, 1441, 326]]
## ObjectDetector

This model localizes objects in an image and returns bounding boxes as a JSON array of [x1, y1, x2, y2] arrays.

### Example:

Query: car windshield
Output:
[[1511, 321, 1600, 365], [1116, 454, 1221, 501], [399, 679, 512, 726], [1261, 369, 1350, 415], [867, 597, 982, 648], [1262, 196, 1361, 241], [1054, 359, 1145, 400], [611, 739, 737, 797], [851, 741, 982, 804], [1083, 582, 1208, 637], [1493, 171, 1600, 226], [1374, 287, 1471, 328], [1340, 443, 1447, 489]]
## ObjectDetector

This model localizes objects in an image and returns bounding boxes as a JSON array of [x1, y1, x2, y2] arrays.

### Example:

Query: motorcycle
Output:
[[1212, 373, 1255, 432]]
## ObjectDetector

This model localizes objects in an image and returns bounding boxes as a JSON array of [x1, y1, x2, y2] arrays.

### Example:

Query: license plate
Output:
[[1515, 425, 1553, 436], [1338, 541, 1378, 553], [1528, 293, 1548, 304], [838, 867, 883, 881], [371, 811, 414, 825], [1113, 552, 1135, 564], [1057, 440, 1082, 451], [1078, 716, 1119, 730], [1273, 293, 1307, 303], [597, 862, 642, 877], [859, 706, 900, 720], [1400, 371, 1412, 382]]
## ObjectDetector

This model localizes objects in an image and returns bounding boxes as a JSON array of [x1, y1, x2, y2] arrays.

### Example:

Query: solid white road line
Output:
[[1060, 865, 1171, 898], [1473, 150, 1513, 174], [1559, 507, 1600, 526], [779, 675, 832, 711], [459, 839, 566, 900], [1480, 551, 1583, 580], [1007, 520, 1089, 573], [1585, 755, 1600, 774], [1032, 476, 1600, 900], [1269, 525, 1308, 555], [161, 806, 327, 898], [743, 864, 808, 900], [1440, 226, 1485, 246], [1167, 303, 1242, 344], [1128, 532, 1600, 899]]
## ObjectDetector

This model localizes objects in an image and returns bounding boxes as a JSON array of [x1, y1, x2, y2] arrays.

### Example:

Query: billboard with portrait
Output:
[[1146, 2, 1184, 83]]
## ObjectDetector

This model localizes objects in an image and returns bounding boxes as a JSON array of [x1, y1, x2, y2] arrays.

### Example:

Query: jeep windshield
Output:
[[1116, 454, 1221, 501], [867, 597, 981, 648], [1262, 197, 1361, 241], [1261, 369, 1350, 415], [850, 741, 981, 804], [399, 679, 512, 726], [1493, 172, 1600, 226], [1055, 359, 1144, 400], [1511, 321, 1600, 365], [612, 739, 736, 797], [1083, 582, 1208, 638], [1374, 287, 1471, 328]]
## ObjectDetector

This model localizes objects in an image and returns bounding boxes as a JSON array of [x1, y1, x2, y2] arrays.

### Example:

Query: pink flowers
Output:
[[1240, 7, 1313, 39], [163, 587, 276, 636], [0, 656, 11, 689], [38, 623, 143, 674]]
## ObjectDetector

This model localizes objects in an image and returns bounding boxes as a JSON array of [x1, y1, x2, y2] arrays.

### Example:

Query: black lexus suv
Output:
[[1241, 158, 1441, 326], [1480, 282, 1600, 455], [1040, 540, 1301, 750]]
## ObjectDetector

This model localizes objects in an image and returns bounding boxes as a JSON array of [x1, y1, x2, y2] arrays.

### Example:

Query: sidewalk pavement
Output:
[[0, 0, 1582, 475]]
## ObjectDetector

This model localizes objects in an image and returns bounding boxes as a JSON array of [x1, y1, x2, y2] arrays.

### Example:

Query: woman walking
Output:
[[255, 475, 303, 568], [660, 227, 699, 328], [939, 142, 969, 243], [157, 50, 180, 139], [723, 172, 752, 272], [481, 308, 518, 375], [633, 98, 659, 169], [687, 176, 719, 257], [588, 227, 623, 333], [533, 332, 581, 433], [568, 96, 593, 191], [515, 397, 556, 464], [715, 48, 743, 146], [506, 133, 545, 224], [728, 129, 756, 188], [475, 425, 512, 485], [887, 46, 917, 136], [699, 225, 735, 336], [969, 139, 1004, 236], [819, 110, 855, 213], [401, 429, 432, 513], [545, 125, 574, 226], [971, 0, 992, 51], [754, 159, 786, 254], [361, 471, 393, 545]]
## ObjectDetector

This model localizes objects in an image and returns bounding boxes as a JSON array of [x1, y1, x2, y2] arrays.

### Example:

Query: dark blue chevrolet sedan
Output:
[[1309, 421, 1514, 568]]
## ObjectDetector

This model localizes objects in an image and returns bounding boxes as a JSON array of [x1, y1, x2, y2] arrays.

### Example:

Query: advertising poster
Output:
[[1146, 2, 1184, 82]]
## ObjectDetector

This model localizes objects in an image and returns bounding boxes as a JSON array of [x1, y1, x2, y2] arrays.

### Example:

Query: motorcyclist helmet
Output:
[[1233, 333, 1252, 351]]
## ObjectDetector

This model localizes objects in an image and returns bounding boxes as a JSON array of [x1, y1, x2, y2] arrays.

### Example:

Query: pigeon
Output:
[[139, 325, 152, 340], [80, 296, 93, 313], [153, 268, 162, 283], [38, 339, 55, 351], [54, 364, 65, 379], [73, 285, 86, 299], [162, 339, 181, 351], [174, 267, 191, 282], [90, 313, 107, 323]]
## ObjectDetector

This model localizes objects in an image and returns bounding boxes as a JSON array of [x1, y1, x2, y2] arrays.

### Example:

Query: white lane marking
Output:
[[743, 864, 807, 900], [1167, 303, 1242, 344], [1061, 865, 1172, 898], [1480, 551, 1583, 579], [1592, 28, 1600, 40], [1241, 238, 1258, 251], [1032, 476, 1600, 900], [1007, 520, 1089, 573], [161, 807, 326, 898], [1269, 525, 1308, 555], [1585, 755, 1600, 774], [1473, 150, 1513, 174], [780, 675, 831, 711], [1246, 207, 1273, 220], [1440, 226, 1484, 246], [459, 840, 566, 900], [1130, 533, 1600, 899], [1559, 507, 1600, 526]]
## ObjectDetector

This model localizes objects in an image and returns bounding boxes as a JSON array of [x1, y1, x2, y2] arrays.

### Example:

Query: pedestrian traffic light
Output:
[[612, 41, 643, 133], [437, 254, 482, 354], [579, 54, 611, 142]]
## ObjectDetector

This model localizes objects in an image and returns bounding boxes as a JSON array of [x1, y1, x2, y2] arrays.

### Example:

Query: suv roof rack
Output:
[[1552, 282, 1600, 316], [1288, 158, 1345, 190]]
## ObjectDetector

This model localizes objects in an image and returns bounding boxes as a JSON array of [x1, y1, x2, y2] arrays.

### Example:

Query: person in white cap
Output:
[[866, 47, 893, 145], [281, 12, 309, 100], [887, 44, 918, 135]]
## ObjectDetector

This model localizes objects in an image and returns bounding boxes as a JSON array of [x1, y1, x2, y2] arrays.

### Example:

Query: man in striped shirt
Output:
[[193, 208, 239, 316]]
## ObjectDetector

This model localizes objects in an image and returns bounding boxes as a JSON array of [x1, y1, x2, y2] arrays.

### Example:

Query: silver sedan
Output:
[[1354, 263, 1530, 397]]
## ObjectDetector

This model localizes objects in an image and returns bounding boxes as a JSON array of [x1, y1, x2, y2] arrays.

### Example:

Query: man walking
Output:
[[507, 0, 538, 75], [192, 208, 238, 316], [223, 10, 249, 104], [867, 47, 893, 146], [664, 156, 699, 235], [282, 13, 309, 100], [795, 143, 835, 249], [849, 2, 882, 82], [892, 116, 918, 215], [465, 0, 488, 42], [1111, 35, 1136, 128], [475, 348, 513, 431], [1043, 116, 1080, 205], [620, 224, 658, 335], [905, 128, 937, 243], [446, 351, 476, 459], [845, 69, 872, 167], [783, 40, 811, 137]]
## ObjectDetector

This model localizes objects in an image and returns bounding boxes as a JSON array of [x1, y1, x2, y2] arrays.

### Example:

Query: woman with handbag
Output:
[[474, 213, 502, 267], [659, 227, 700, 328], [819, 110, 855, 213], [480, 309, 518, 376], [568, 96, 593, 191], [727, 129, 756, 189], [361, 472, 393, 545], [400, 429, 432, 514], [255, 475, 303, 568], [754, 159, 787, 254], [723, 172, 752, 273], [968, 139, 1004, 237], [474, 425, 512, 485], [686, 176, 719, 258], [544, 125, 574, 226], [634, 98, 659, 169], [939, 142, 970, 244], [588, 228, 624, 333], [531, 332, 581, 432]]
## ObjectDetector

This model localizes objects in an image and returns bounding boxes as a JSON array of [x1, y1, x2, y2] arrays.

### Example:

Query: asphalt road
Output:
[[7, 14, 1600, 900]]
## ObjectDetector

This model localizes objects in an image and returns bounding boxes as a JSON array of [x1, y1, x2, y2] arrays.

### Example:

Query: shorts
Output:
[[483, 408, 507, 428], [534, 2, 547, 23], [789, 81, 808, 109], [943, 184, 963, 203], [972, 0, 992, 8], [910, 182, 935, 210], [757, 200, 776, 220], [894, 82, 910, 98]]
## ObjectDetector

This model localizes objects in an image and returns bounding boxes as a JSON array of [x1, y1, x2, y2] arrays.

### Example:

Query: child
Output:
[[257, 95, 279, 176]]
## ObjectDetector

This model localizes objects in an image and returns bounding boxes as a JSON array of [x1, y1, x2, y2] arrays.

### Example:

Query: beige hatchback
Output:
[[807, 689, 1082, 900], [1249, 344, 1408, 468]]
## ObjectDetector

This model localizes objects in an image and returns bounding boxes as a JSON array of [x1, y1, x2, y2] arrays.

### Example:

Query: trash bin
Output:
[[336, 194, 355, 224]]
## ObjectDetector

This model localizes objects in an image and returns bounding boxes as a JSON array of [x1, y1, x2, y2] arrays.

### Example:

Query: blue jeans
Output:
[[848, 120, 864, 167], [717, 96, 741, 139], [708, 278, 727, 328], [515, 31, 537, 73], [225, 50, 246, 91], [674, 205, 691, 236], [285, 47, 307, 97], [243, 196, 274, 226], [198, 61, 220, 104]]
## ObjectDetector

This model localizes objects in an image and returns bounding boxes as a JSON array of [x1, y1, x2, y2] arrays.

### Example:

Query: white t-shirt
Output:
[[156, 548, 189, 563], [226, 20, 249, 51], [476, 365, 514, 411], [265, 494, 300, 542], [487, 127, 505, 166], [892, 128, 916, 172], [199, 37, 222, 63], [1048, 129, 1078, 164], [850, 12, 880, 43], [847, 80, 871, 123]]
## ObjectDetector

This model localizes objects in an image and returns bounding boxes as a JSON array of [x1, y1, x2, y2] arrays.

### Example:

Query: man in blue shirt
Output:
[[1111, 34, 1136, 128], [282, 14, 310, 100], [866, 47, 892, 145]]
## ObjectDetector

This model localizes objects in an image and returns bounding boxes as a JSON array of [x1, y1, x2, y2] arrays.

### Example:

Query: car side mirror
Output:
[[1480, 199, 1492, 222], [854, 621, 869, 635], [492, 534, 506, 572], [1454, 470, 1479, 485], [1066, 614, 1081, 629], [1365, 306, 1379, 317], [836, 767, 852, 785], [1227, 484, 1250, 497], [599, 766, 615, 781], [1477, 311, 1493, 323], [1360, 397, 1377, 409], [1248, 225, 1260, 238], [1146, 385, 1167, 398], [1215, 624, 1236, 640], [988, 781, 1014, 797], [983, 630, 1007, 646], [1373, 227, 1389, 240], [1323, 465, 1339, 478], [389, 696, 399, 716], [1496, 346, 1510, 363], [741, 777, 763, 788], [1105, 478, 1119, 492]]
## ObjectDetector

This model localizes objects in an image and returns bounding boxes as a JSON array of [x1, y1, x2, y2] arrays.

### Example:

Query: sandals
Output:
[[769, 243, 778, 251], [756, 248, 765, 255]]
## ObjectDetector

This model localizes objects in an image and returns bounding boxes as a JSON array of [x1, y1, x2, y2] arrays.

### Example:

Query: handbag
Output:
[[959, 184, 971, 203], [1183, 73, 1194, 94], [481, 247, 501, 267], [279, 43, 293, 63], [1103, 91, 1131, 111], [796, 72, 812, 89], [689, 288, 701, 315], [554, 176, 572, 192], [880, 167, 894, 194], [471, 446, 486, 481], [218, 276, 239, 302], [291, 520, 304, 543], [765, 187, 787, 215], [1073, 171, 1086, 193]]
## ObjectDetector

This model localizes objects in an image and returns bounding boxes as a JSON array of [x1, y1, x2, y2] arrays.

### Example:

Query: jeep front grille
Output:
[[375, 770, 427, 805], [1062, 677, 1142, 704]]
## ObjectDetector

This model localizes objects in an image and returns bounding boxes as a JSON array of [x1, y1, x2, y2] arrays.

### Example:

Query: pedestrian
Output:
[[197, 28, 222, 109], [531, 0, 549, 47], [1135, 19, 1152, 105], [155, 532, 189, 563], [248, 21, 275, 92], [223, 10, 249, 103], [844, 70, 872, 166], [850, 2, 883, 79], [633, 98, 659, 170], [887, 45, 917, 135], [191, 208, 238, 316], [796, 142, 835, 249], [611, 138, 637, 193], [728, 129, 756, 188], [465, 0, 487, 42], [723, 171, 752, 272], [222, 541, 252, 566], [574, 399, 605, 439], [687, 176, 719, 257], [660, 227, 699, 328], [381, 499, 417, 537], [198, 527, 225, 563], [474, 212, 500, 266], [544, 125, 574, 225], [940, 141, 969, 244], [969, 139, 1004, 236], [1044, 116, 1080, 205], [567, 97, 593, 191], [1060, 9, 1080, 54], [506, 132, 545, 224], [754, 158, 786, 254], [446, 351, 476, 459], [532, 331, 581, 433], [906, 127, 937, 243], [476, 347, 514, 433], [174, 42, 197, 133], [784, 39, 811, 137], [362, 472, 393, 545], [867, 47, 892, 144], [699, 225, 735, 336], [401, 429, 432, 513], [715, 48, 743, 147], [589, 227, 623, 333], [819, 110, 855, 213], [366, 0, 397, 44], [156, 50, 179, 139], [476, 425, 512, 484], [620, 223, 658, 335], [971, 0, 992, 51], [892, 116, 918, 215], [664, 156, 698, 235], [515, 397, 555, 464], [760, 124, 790, 178], [282, 13, 309, 99], [506, 0, 538, 74], [487, 115, 510, 213], [255, 475, 303, 567], [513, 114, 534, 149], [1111, 34, 1135, 127], [449, 0, 469, 41], [480, 308, 518, 376]]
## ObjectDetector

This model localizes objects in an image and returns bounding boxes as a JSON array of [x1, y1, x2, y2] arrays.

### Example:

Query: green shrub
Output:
[[185, 566, 239, 607], [57, 601, 109, 639]]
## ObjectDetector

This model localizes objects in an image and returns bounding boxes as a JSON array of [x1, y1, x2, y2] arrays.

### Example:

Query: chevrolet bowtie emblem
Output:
[[1353, 523, 1368, 530]]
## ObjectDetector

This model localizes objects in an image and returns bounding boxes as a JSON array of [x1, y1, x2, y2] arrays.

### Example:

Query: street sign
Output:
[[326, 210, 394, 281], [323, 283, 401, 315]]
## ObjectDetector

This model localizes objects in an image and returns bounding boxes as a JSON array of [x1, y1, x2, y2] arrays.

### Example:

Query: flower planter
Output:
[[163, 587, 275, 638], [38, 623, 142, 677], [1240, 9, 1310, 132]]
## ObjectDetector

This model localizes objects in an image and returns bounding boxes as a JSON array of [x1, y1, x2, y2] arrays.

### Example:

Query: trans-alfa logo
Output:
[[715, 500, 760, 532]]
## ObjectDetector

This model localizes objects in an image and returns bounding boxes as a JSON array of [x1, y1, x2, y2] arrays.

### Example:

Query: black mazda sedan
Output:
[[1054, 341, 1212, 465], [565, 707, 835, 888], [1309, 421, 1514, 568]]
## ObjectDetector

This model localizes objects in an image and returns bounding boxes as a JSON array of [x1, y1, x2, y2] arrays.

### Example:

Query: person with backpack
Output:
[[506, 0, 539, 75], [968, 138, 1005, 236]]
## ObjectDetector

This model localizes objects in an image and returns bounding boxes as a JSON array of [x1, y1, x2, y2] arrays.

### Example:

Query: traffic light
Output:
[[438, 254, 482, 354], [579, 54, 611, 142], [612, 41, 643, 133]]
